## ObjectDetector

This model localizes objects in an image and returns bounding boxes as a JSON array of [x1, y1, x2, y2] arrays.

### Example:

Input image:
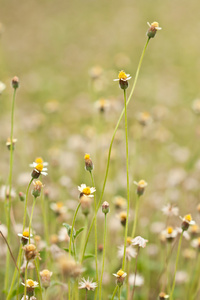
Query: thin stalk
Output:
[[122, 89, 130, 270], [169, 231, 183, 300], [118, 286, 121, 300], [90, 172, 98, 284], [24, 261, 28, 300], [23, 178, 34, 231], [85, 289, 88, 300], [4, 88, 16, 292], [130, 247, 140, 299], [131, 195, 140, 238], [35, 258, 43, 299], [41, 189, 49, 245], [99, 214, 107, 300], [29, 198, 36, 242], [126, 259, 130, 300], [189, 252, 200, 300], [111, 285, 119, 300], [79, 216, 88, 262], [81, 38, 150, 259]]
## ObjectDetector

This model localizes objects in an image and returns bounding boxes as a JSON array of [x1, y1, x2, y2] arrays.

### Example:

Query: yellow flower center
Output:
[[191, 224, 198, 232], [127, 237, 132, 245], [82, 187, 91, 195], [27, 244, 36, 251], [120, 212, 127, 221], [35, 163, 43, 172], [151, 22, 159, 28], [35, 157, 44, 164], [41, 269, 50, 276], [84, 154, 90, 160], [56, 202, 63, 208], [23, 231, 29, 237], [27, 279, 35, 287], [118, 71, 128, 80], [141, 112, 151, 119], [184, 214, 192, 222], [117, 269, 125, 277], [167, 227, 173, 234]]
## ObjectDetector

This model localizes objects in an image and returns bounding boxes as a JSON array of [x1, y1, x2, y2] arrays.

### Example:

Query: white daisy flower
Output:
[[132, 236, 148, 248], [118, 245, 137, 261], [78, 184, 96, 197], [78, 277, 97, 291], [0, 81, 6, 94], [161, 203, 179, 217], [29, 157, 48, 168]]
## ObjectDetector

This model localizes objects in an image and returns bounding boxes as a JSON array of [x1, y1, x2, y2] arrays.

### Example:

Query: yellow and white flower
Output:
[[78, 184, 96, 198]]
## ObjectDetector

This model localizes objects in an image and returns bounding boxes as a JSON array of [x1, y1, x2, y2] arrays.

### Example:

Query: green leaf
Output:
[[74, 227, 84, 239], [83, 253, 95, 260], [63, 223, 76, 237]]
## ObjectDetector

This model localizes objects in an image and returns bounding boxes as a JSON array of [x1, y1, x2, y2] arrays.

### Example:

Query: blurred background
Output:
[[0, 0, 200, 298]]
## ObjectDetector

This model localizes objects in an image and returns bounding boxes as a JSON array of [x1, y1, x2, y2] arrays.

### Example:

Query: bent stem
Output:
[[81, 38, 150, 259], [99, 214, 107, 300], [122, 89, 130, 270], [169, 231, 183, 300], [5, 88, 17, 292]]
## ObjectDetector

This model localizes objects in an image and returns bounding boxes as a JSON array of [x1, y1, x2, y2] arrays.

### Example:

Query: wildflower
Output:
[[129, 273, 144, 287], [18, 230, 33, 246], [133, 180, 148, 196], [0, 81, 6, 94], [29, 157, 48, 168], [84, 153, 93, 172], [102, 201, 110, 214], [57, 255, 82, 278], [23, 244, 40, 261], [32, 180, 44, 198], [80, 195, 92, 216], [50, 202, 67, 216], [136, 111, 153, 126], [132, 236, 148, 248], [6, 138, 17, 150], [183, 248, 196, 260], [95, 98, 110, 113], [78, 184, 96, 198], [113, 269, 127, 286], [189, 224, 200, 237], [31, 163, 48, 179], [180, 214, 195, 231], [40, 269, 53, 288], [161, 227, 177, 242], [113, 70, 131, 90], [119, 211, 127, 226], [21, 279, 38, 295], [78, 277, 98, 291], [0, 185, 16, 200], [12, 76, 19, 89], [89, 65, 103, 80], [161, 203, 179, 217], [191, 237, 200, 250], [176, 227, 190, 240], [113, 196, 127, 210], [175, 271, 188, 284], [159, 292, 169, 299], [118, 245, 137, 261], [147, 22, 162, 39]]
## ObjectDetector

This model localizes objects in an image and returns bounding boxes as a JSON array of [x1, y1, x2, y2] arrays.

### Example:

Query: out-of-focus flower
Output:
[[192, 99, 200, 114], [136, 111, 153, 126], [175, 271, 188, 284], [133, 180, 148, 196], [113, 269, 127, 286], [6, 138, 17, 150], [180, 214, 195, 231], [95, 98, 110, 113], [30, 157, 48, 168], [161, 227, 177, 242], [113, 70, 131, 90], [132, 236, 148, 248], [80, 195, 92, 216], [20, 259, 35, 273], [118, 245, 137, 261], [119, 211, 127, 226], [161, 203, 179, 217], [189, 224, 200, 237], [40, 269, 53, 288], [176, 227, 190, 240], [50, 202, 67, 216], [129, 273, 144, 287], [159, 292, 169, 299], [84, 154, 93, 172], [78, 277, 97, 291], [78, 184, 96, 198], [58, 227, 70, 243], [147, 22, 162, 39], [0, 81, 6, 94], [18, 230, 33, 246], [12, 76, 19, 89], [113, 196, 127, 210], [89, 65, 103, 80], [57, 255, 82, 278], [191, 237, 200, 250], [0, 185, 16, 200]]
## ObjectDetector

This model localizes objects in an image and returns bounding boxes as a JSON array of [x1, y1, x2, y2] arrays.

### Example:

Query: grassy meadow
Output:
[[0, 1, 200, 299]]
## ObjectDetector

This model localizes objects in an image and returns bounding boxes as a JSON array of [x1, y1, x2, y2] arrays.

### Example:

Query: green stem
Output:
[[24, 261, 28, 300], [111, 285, 119, 300], [131, 195, 140, 238], [4, 88, 16, 292], [29, 198, 36, 242], [79, 216, 88, 262], [35, 258, 43, 299], [23, 178, 34, 231], [169, 232, 183, 300], [81, 38, 150, 259], [99, 214, 107, 300], [189, 252, 200, 300], [118, 286, 121, 300], [90, 172, 98, 284], [130, 247, 140, 299], [41, 189, 49, 245], [122, 89, 130, 270]]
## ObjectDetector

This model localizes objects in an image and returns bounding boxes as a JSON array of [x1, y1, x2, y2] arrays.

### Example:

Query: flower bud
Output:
[[19, 191, 25, 202], [147, 22, 162, 39], [23, 244, 40, 261], [32, 180, 43, 198], [102, 201, 109, 214], [40, 269, 53, 288], [133, 180, 148, 196], [11, 76, 19, 89], [84, 154, 93, 172]]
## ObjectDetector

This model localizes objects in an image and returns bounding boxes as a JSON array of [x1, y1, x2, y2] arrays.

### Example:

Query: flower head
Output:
[[133, 180, 148, 196], [21, 279, 38, 295], [78, 184, 96, 198], [113, 269, 127, 286], [161, 203, 179, 217], [132, 236, 148, 248], [114, 70, 131, 90], [23, 244, 40, 261], [84, 153, 93, 172], [191, 237, 200, 250], [32, 180, 44, 198], [40, 269, 53, 288], [180, 214, 195, 231], [50, 202, 67, 216], [18, 230, 33, 245], [161, 227, 177, 242], [0, 81, 6, 94], [118, 245, 137, 261], [147, 21, 162, 39], [6, 138, 17, 151], [78, 277, 97, 291], [159, 292, 169, 299]]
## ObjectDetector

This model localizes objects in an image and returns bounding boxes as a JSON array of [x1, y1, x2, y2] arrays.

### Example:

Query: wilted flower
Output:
[[118, 245, 137, 261], [113, 269, 127, 286], [78, 277, 97, 291], [78, 184, 96, 198], [133, 180, 148, 196], [147, 22, 162, 39], [132, 236, 148, 248], [40, 269, 53, 288], [23, 244, 40, 261], [161, 203, 179, 217], [113, 70, 131, 90]]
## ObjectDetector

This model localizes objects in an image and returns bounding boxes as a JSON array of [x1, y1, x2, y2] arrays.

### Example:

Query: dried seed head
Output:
[[23, 244, 39, 261]]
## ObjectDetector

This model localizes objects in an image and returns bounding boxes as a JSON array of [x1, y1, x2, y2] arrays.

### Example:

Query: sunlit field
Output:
[[1, 1, 200, 300]]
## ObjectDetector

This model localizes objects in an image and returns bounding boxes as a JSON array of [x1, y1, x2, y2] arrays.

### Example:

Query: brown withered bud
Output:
[[11, 76, 19, 89]]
